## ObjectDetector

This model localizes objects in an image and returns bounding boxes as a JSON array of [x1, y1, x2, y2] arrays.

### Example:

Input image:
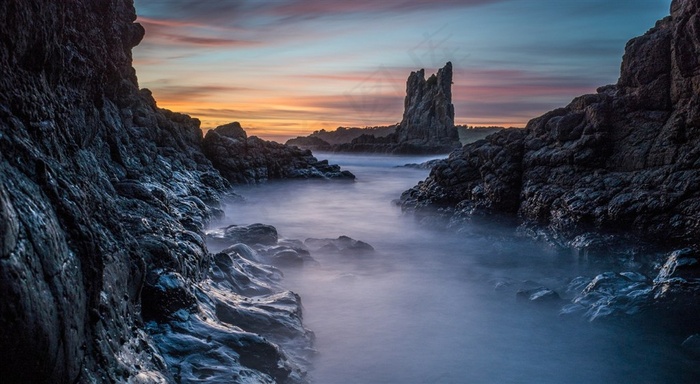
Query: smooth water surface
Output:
[[213, 154, 699, 383]]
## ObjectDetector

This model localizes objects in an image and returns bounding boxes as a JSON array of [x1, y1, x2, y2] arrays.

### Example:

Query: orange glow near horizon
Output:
[[132, 0, 671, 143]]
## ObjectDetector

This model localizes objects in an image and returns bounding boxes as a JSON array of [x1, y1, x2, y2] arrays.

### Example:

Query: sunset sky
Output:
[[132, 0, 672, 142]]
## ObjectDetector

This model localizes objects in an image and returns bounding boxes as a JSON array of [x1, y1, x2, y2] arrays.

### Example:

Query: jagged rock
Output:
[[562, 272, 653, 320], [0, 1, 307, 382], [401, 1, 700, 246], [654, 247, 700, 283], [395, 62, 459, 149], [293, 63, 461, 154], [141, 270, 198, 322], [202, 121, 355, 184]]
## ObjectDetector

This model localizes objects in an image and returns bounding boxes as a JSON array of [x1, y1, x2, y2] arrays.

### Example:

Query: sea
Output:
[[212, 153, 700, 383]]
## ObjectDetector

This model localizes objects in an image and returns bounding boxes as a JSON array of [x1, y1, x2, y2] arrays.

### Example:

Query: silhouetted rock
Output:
[[289, 63, 461, 154], [286, 135, 332, 151], [395, 62, 459, 149], [401, 0, 700, 247], [203, 122, 355, 183]]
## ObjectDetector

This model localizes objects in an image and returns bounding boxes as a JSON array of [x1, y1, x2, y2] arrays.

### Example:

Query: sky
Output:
[[133, 0, 673, 143]]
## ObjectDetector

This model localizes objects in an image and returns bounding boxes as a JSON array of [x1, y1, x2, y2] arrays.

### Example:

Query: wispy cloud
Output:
[[147, 85, 253, 100], [137, 17, 259, 47], [137, 0, 508, 25], [132, 0, 672, 141]]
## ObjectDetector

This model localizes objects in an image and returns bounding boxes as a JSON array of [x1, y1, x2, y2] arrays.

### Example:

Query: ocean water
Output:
[[214, 154, 700, 383]]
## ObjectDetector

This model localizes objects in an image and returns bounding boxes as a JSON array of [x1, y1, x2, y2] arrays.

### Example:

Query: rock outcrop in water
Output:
[[203, 122, 354, 184], [395, 62, 459, 149], [0, 1, 323, 382], [401, 0, 700, 247], [287, 63, 460, 154]]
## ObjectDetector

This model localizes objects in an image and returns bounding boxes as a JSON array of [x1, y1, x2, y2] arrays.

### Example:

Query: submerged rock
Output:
[[563, 272, 653, 320], [304, 236, 375, 257], [516, 287, 562, 304]]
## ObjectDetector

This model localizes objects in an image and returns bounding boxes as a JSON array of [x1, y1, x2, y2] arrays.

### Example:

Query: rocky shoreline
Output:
[[2, 0, 700, 382], [400, 0, 700, 318], [402, 0, 700, 247], [0, 1, 349, 382]]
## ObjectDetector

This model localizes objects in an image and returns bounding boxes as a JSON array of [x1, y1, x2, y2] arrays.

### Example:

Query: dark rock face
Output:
[[0, 1, 308, 382], [395, 62, 459, 149], [402, 1, 700, 246], [203, 122, 355, 184], [285, 136, 332, 152]]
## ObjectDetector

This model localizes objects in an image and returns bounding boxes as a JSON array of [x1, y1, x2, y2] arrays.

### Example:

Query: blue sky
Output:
[[133, 0, 672, 142]]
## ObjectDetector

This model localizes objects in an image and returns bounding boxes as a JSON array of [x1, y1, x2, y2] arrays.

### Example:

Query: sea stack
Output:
[[395, 62, 459, 149], [293, 62, 462, 154], [401, 0, 700, 246]]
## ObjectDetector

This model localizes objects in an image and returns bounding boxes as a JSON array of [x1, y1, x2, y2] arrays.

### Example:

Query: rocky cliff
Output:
[[401, 0, 700, 247], [0, 1, 322, 382]]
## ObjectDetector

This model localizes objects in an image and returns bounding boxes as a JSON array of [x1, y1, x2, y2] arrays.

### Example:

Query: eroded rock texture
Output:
[[402, 0, 700, 246], [0, 1, 308, 382], [395, 62, 459, 149], [203, 122, 354, 184]]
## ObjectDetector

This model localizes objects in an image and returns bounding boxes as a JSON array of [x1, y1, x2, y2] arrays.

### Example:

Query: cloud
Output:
[[147, 85, 252, 101], [137, 17, 259, 47], [262, 0, 509, 22], [136, 0, 509, 25]]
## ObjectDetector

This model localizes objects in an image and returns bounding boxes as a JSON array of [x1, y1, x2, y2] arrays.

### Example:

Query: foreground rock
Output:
[[203, 122, 355, 184], [401, 0, 700, 247], [0, 1, 308, 382]]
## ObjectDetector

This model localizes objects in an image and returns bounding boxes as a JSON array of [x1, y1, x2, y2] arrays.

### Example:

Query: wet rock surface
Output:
[[401, 1, 700, 247], [203, 122, 355, 184], [0, 1, 312, 382]]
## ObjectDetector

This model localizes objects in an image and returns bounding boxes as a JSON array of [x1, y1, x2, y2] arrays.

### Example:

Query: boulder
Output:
[[223, 223, 279, 246]]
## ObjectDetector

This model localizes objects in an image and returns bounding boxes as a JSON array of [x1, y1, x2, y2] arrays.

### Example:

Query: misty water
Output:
[[214, 154, 699, 383]]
